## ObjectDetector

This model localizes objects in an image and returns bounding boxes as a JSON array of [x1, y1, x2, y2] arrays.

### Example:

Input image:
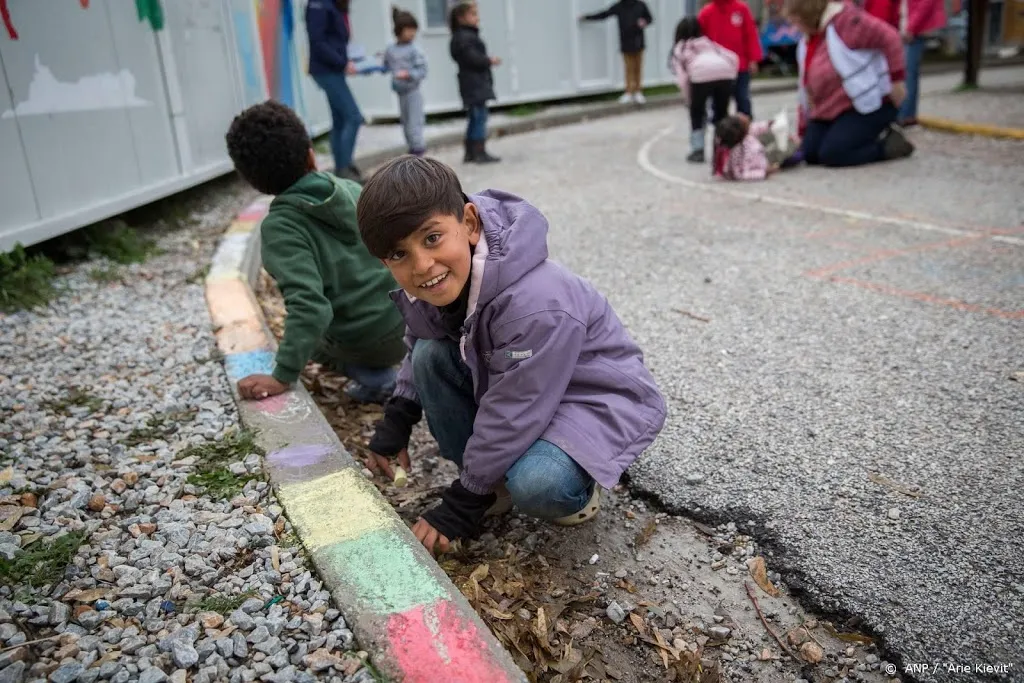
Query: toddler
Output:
[[713, 111, 802, 180]]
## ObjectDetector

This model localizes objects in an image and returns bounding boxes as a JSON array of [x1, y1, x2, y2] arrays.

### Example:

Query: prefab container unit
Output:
[[1, 0, 693, 251]]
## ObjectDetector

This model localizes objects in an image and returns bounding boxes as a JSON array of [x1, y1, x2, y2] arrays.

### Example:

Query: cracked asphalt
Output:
[[426, 66, 1024, 682]]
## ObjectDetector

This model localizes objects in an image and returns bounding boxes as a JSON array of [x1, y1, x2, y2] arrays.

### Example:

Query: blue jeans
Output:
[[734, 71, 753, 117], [801, 103, 898, 167], [312, 71, 363, 170], [343, 364, 397, 390], [411, 338, 594, 519], [900, 37, 925, 121], [466, 105, 488, 142]]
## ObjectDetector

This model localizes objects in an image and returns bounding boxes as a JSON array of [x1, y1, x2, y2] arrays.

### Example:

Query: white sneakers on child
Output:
[[618, 92, 648, 105]]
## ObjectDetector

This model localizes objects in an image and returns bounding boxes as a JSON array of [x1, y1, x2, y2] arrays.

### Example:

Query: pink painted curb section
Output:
[[205, 192, 526, 682]]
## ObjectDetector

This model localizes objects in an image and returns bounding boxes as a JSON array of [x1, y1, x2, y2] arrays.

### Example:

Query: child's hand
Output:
[[412, 518, 451, 557], [238, 374, 288, 400], [637, 18, 648, 28], [345, 62, 358, 75], [490, 56, 502, 66], [750, 62, 759, 75], [396, 69, 410, 80], [364, 447, 411, 481]]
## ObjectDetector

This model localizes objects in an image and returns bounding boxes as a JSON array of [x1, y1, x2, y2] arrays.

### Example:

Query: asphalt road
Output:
[[429, 68, 1024, 682]]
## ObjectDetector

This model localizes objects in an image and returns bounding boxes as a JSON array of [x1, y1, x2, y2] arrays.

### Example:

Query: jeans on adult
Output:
[[466, 104, 488, 142], [312, 71, 363, 170], [734, 70, 753, 117], [411, 338, 594, 520], [900, 37, 925, 121], [800, 103, 898, 167]]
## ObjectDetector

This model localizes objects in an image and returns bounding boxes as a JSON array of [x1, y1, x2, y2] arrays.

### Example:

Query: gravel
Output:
[[0, 185, 368, 682]]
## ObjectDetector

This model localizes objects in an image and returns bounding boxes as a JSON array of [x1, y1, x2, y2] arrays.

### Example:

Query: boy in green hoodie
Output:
[[225, 101, 406, 403]]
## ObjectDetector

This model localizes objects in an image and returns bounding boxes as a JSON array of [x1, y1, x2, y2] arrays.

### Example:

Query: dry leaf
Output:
[[748, 557, 781, 597], [867, 471, 922, 498], [533, 607, 550, 650], [136, 455, 158, 463], [628, 612, 647, 637], [824, 623, 875, 645], [271, 546, 280, 572], [63, 588, 109, 603], [469, 564, 489, 583], [635, 518, 658, 547], [0, 506, 24, 532]]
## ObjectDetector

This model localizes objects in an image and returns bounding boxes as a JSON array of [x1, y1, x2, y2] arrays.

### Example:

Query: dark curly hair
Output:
[[392, 6, 418, 38], [225, 100, 312, 195], [357, 156, 468, 259], [715, 115, 748, 149]]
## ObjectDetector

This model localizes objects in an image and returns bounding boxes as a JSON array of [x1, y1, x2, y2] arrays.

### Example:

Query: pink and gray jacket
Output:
[[670, 36, 740, 97], [390, 190, 667, 495]]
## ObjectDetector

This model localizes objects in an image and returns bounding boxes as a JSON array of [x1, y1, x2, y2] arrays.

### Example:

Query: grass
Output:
[[0, 244, 58, 313], [124, 408, 198, 447], [84, 220, 159, 264], [42, 387, 104, 416], [185, 264, 210, 285], [0, 531, 87, 589], [193, 589, 258, 615], [180, 428, 264, 500]]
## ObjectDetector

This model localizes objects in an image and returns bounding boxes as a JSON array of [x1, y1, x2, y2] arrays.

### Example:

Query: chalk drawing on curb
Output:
[[278, 469, 402, 550], [224, 350, 275, 381], [387, 600, 514, 682], [253, 392, 312, 422], [267, 444, 333, 469], [2, 55, 151, 119], [316, 531, 447, 613]]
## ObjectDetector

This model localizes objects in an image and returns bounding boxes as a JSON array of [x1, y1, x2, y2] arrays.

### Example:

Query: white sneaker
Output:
[[485, 483, 514, 517], [634, 92, 647, 105], [553, 486, 602, 527], [618, 93, 633, 104]]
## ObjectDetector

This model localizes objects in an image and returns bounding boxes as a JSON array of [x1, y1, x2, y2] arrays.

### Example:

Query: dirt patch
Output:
[[255, 274, 899, 683]]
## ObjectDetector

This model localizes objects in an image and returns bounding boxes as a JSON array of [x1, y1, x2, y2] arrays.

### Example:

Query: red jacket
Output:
[[863, 0, 899, 27], [906, 0, 947, 36], [697, 0, 763, 72]]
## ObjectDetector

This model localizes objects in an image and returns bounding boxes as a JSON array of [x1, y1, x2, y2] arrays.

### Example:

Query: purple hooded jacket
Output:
[[390, 190, 667, 496]]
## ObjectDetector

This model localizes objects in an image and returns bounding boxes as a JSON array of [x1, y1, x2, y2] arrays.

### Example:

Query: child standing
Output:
[[355, 156, 667, 555], [449, 1, 501, 164], [669, 16, 739, 163], [579, 0, 655, 104], [698, 0, 763, 117], [225, 101, 407, 404], [383, 7, 428, 156], [712, 112, 801, 180]]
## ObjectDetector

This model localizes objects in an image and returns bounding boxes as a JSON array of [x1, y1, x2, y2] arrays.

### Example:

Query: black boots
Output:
[[334, 165, 365, 185], [464, 139, 500, 164]]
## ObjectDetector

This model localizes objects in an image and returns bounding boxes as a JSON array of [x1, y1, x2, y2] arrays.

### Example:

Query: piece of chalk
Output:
[[393, 466, 408, 488]]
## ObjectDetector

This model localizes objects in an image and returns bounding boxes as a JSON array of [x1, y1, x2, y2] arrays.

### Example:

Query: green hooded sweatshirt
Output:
[[261, 172, 404, 384]]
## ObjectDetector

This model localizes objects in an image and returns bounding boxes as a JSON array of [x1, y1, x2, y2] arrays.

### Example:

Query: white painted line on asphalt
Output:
[[636, 125, 1024, 247]]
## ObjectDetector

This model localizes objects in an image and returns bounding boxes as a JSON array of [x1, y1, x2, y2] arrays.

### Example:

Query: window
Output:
[[424, 0, 457, 29]]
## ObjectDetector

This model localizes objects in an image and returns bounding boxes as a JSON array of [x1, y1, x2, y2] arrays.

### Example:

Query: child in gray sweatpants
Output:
[[384, 8, 428, 156]]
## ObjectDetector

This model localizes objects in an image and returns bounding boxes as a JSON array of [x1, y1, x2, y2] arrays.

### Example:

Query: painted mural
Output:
[[253, 0, 308, 119], [0, 0, 162, 40]]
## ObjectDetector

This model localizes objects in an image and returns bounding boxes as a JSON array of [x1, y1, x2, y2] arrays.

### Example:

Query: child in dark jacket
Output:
[[225, 101, 406, 404], [356, 156, 667, 556], [579, 0, 654, 104], [449, 1, 502, 164], [698, 0, 763, 117]]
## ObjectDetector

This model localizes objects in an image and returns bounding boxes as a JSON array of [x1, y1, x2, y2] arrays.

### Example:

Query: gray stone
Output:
[[77, 611, 105, 630], [0, 545, 18, 562], [48, 602, 71, 626], [99, 661, 122, 678], [50, 662, 85, 683], [266, 649, 289, 671], [708, 626, 732, 640], [171, 641, 199, 669], [265, 618, 286, 638], [240, 598, 265, 615], [605, 601, 627, 624], [0, 662, 25, 683], [232, 632, 248, 659], [247, 626, 269, 645], [138, 669, 168, 683], [78, 670, 100, 683], [158, 627, 198, 654], [215, 638, 234, 659], [229, 610, 254, 631]]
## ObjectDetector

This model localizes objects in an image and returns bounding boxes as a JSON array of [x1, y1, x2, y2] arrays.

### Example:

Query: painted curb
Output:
[[916, 115, 1024, 140], [205, 199, 527, 683]]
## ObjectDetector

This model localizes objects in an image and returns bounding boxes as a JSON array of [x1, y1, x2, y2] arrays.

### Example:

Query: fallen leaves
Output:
[[747, 556, 781, 597], [867, 472, 922, 498], [634, 518, 658, 547]]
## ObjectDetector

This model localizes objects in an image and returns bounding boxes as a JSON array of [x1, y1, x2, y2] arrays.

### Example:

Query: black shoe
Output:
[[463, 138, 474, 163], [686, 149, 705, 163], [474, 140, 501, 164], [882, 124, 914, 160]]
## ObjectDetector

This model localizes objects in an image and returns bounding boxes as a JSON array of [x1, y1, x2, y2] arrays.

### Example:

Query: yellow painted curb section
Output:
[[917, 115, 1024, 141], [277, 469, 404, 552]]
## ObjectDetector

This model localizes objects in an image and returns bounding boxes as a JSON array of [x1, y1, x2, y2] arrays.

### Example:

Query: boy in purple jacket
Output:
[[356, 156, 667, 556]]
